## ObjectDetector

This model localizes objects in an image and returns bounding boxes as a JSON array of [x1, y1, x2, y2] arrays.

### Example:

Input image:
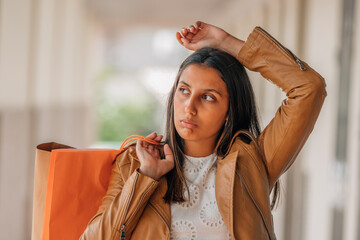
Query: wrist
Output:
[[138, 167, 159, 181], [219, 35, 244, 58]]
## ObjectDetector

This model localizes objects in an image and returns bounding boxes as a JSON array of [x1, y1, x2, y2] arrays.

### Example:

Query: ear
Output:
[[224, 117, 228, 125]]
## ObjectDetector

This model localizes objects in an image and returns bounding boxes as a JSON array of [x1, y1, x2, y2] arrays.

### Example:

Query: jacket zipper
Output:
[[117, 172, 139, 240], [119, 173, 156, 240], [149, 203, 170, 240], [236, 171, 273, 240], [256, 27, 307, 71]]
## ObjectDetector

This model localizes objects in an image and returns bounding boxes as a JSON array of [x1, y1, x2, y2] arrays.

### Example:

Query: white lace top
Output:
[[170, 153, 233, 240]]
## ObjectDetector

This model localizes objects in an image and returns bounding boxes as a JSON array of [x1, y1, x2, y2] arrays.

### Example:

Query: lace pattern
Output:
[[170, 153, 233, 240]]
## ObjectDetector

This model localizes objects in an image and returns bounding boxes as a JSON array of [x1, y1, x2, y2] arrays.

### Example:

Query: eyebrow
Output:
[[179, 81, 223, 97]]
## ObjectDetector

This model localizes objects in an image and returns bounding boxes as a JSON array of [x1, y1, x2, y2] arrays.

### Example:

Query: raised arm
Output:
[[238, 27, 326, 188], [177, 22, 327, 188]]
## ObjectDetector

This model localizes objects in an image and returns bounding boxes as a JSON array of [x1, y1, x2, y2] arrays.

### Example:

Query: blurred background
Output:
[[0, 0, 359, 239]]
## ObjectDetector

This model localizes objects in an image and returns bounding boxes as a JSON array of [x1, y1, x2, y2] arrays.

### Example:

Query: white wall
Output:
[[0, 0, 102, 238]]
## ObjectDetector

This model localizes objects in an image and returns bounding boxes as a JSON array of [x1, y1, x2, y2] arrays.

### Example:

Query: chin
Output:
[[177, 129, 211, 143], [176, 128, 194, 140]]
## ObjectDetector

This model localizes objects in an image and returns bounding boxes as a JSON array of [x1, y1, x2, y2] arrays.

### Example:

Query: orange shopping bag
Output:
[[32, 136, 160, 240], [42, 148, 120, 240], [32, 142, 74, 240]]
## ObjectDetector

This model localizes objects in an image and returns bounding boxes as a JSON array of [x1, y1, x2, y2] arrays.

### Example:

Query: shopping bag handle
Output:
[[119, 135, 161, 152], [113, 135, 164, 165]]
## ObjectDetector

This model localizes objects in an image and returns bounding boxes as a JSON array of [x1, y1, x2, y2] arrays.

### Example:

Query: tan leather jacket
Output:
[[80, 26, 326, 240]]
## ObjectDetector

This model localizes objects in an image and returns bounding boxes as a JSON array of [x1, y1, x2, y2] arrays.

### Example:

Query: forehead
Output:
[[179, 64, 227, 92]]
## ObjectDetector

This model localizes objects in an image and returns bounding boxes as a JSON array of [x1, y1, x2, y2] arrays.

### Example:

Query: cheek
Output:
[[207, 112, 226, 129], [206, 106, 228, 129]]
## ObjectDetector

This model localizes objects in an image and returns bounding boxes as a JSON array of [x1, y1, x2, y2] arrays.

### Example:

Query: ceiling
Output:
[[85, 0, 237, 28]]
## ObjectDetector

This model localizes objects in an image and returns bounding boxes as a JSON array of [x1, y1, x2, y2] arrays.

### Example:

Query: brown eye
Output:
[[203, 94, 215, 102], [179, 87, 190, 94]]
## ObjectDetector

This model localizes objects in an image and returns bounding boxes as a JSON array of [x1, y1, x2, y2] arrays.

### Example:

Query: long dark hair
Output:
[[163, 47, 280, 210]]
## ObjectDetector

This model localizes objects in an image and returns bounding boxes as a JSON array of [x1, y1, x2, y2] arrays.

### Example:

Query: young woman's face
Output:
[[174, 64, 229, 147]]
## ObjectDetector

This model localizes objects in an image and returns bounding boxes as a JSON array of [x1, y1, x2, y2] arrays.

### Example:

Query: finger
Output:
[[181, 37, 190, 47], [145, 132, 157, 142], [190, 22, 201, 32], [189, 27, 199, 36], [136, 139, 143, 148], [184, 32, 195, 40], [146, 131, 156, 138], [154, 134, 163, 142], [176, 30, 193, 50], [147, 133, 161, 150], [136, 139, 144, 158], [181, 28, 188, 36], [142, 141, 149, 148], [163, 144, 174, 160], [139, 139, 149, 148], [195, 21, 204, 30], [162, 144, 175, 169], [176, 32, 184, 45]]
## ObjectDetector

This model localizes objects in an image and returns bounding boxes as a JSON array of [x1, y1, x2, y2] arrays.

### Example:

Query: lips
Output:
[[180, 119, 198, 129]]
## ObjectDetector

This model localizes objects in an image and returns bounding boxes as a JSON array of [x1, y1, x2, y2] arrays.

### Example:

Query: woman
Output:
[[80, 21, 326, 239]]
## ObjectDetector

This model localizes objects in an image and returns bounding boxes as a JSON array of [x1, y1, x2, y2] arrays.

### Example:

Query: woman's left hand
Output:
[[136, 132, 174, 180], [176, 21, 245, 58]]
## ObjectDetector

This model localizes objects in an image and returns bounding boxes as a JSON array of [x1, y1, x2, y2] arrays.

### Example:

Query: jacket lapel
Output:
[[237, 143, 274, 238], [215, 150, 238, 237]]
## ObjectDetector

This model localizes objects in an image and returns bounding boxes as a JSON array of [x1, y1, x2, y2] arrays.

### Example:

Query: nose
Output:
[[184, 96, 197, 116]]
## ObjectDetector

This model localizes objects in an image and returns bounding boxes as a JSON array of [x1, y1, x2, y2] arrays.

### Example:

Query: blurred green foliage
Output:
[[95, 67, 160, 142], [98, 100, 158, 142]]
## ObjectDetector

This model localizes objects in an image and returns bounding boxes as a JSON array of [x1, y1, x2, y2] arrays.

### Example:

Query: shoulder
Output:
[[229, 133, 265, 167], [231, 136, 257, 153], [115, 144, 139, 166], [230, 134, 269, 180], [114, 144, 141, 180], [227, 130, 259, 153]]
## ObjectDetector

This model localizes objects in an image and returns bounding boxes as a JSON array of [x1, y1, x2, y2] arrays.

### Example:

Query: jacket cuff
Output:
[[237, 27, 259, 66], [135, 168, 160, 183]]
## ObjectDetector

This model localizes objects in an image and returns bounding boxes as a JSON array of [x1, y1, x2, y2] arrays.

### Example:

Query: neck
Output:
[[184, 139, 216, 157]]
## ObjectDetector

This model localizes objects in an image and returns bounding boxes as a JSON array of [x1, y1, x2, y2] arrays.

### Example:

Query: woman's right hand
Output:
[[176, 21, 245, 58], [136, 132, 174, 180]]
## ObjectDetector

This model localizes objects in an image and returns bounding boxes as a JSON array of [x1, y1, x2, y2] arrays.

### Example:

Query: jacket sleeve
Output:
[[79, 148, 159, 240], [237, 27, 327, 189]]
